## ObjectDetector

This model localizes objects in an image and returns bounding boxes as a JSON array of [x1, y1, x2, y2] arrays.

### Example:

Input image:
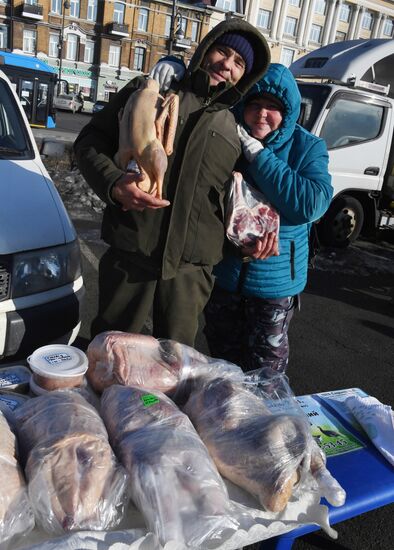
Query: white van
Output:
[[0, 69, 84, 359]]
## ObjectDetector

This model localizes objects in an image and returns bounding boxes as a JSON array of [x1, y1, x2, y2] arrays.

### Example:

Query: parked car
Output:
[[0, 70, 84, 359], [53, 93, 83, 113], [92, 100, 107, 114]]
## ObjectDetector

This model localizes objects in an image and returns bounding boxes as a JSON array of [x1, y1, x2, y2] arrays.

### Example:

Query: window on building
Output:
[[70, 0, 80, 18], [191, 21, 199, 42], [133, 46, 145, 71], [335, 30, 346, 41], [383, 19, 393, 37], [164, 15, 171, 37], [310, 24, 322, 43], [284, 16, 297, 36], [25, 0, 38, 5], [280, 47, 295, 67], [51, 0, 61, 14], [314, 0, 326, 15], [339, 3, 351, 23], [84, 39, 94, 63], [23, 29, 36, 53], [320, 97, 384, 149], [87, 0, 97, 22], [289, 0, 300, 7], [257, 9, 271, 30], [49, 33, 59, 57], [66, 33, 78, 60], [108, 44, 120, 67], [138, 8, 148, 31], [215, 0, 237, 12], [113, 2, 125, 24], [0, 25, 8, 49], [362, 11, 373, 30]]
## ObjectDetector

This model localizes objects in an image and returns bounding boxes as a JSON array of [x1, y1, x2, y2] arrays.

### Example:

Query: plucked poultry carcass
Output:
[[101, 384, 239, 547], [0, 411, 34, 545], [86, 331, 208, 394], [14, 390, 128, 534], [183, 376, 345, 512], [114, 78, 179, 199], [226, 171, 280, 250]]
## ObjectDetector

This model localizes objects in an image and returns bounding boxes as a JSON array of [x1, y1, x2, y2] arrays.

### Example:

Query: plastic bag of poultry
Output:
[[86, 331, 210, 394], [101, 384, 241, 548], [226, 171, 280, 249], [13, 390, 129, 535], [0, 410, 34, 549], [181, 365, 346, 513]]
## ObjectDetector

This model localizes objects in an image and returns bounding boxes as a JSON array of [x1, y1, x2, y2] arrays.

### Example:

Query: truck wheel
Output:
[[318, 195, 364, 248]]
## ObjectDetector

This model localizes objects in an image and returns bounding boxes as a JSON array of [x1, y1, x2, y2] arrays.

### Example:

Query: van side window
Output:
[[320, 97, 384, 149]]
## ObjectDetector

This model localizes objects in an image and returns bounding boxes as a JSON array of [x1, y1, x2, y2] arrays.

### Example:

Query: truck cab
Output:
[[290, 39, 394, 247]]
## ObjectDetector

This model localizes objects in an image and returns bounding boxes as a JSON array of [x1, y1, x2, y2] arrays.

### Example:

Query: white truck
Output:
[[290, 39, 394, 247]]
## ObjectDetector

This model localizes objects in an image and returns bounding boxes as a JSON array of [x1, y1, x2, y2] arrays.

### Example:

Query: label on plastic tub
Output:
[[28, 345, 88, 379]]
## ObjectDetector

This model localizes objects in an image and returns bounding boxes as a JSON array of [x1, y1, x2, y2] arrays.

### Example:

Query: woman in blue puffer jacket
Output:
[[204, 63, 333, 373]]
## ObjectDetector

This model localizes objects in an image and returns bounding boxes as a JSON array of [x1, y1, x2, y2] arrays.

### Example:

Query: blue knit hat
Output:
[[215, 32, 254, 74]]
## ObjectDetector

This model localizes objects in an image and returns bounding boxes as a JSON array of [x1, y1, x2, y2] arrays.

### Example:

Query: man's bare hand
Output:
[[242, 232, 280, 261], [112, 173, 170, 211]]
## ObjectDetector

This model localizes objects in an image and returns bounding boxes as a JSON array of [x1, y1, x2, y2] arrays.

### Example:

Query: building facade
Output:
[[0, 0, 393, 101], [0, 0, 212, 100], [211, 0, 394, 66]]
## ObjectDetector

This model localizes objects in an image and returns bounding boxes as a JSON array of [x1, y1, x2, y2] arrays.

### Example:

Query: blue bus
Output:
[[0, 51, 57, 128]]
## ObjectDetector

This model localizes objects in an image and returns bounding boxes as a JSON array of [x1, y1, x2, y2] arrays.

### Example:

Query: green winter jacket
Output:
[[74, 19, 270, 279]]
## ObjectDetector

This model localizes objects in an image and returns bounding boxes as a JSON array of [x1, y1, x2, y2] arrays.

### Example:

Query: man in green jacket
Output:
[[74, 19, 270, 346]]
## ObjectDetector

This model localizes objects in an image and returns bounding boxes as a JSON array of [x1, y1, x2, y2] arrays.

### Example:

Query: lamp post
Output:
[[57, 0, 70, 95], [168, 0, 185, 56]]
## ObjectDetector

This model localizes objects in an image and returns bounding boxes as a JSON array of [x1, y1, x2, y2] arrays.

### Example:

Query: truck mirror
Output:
[[40, 139, 66, 158]]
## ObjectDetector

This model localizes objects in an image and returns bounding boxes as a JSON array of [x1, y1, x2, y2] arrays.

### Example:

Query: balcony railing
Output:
[[21, 3, 43, 20], [108, 22, 129, 37]]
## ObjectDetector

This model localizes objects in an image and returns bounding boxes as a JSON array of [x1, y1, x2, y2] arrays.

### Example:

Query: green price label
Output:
[[141, 394, 160, 407]]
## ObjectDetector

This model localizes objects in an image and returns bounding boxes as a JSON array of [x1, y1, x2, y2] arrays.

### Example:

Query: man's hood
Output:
[[182, 19, 271, 108], [236, 63, 302, 147]]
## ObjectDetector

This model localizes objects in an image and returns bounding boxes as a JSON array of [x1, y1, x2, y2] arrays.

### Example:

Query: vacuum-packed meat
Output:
[[14, 390, 128, 534], [101, 384, 239, 547]]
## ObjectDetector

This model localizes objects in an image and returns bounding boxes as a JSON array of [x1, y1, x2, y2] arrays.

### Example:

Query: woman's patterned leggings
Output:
[[204, 285, 297, 373]]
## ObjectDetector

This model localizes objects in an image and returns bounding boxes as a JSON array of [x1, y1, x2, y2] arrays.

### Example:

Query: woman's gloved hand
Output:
[[237, 124, 264, 163], [149, 58, 186, 92]]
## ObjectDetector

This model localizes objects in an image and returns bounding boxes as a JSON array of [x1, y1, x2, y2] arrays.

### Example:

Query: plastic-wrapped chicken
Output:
[[182, 367, 346, 512], [86, 331, 209, 394], [101, 384, 240, 547], [0, 410, 34, 547], [14, 390, 128, 534]]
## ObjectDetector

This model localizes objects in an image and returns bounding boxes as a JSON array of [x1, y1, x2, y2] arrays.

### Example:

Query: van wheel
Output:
[[318, 195, 364, 248]]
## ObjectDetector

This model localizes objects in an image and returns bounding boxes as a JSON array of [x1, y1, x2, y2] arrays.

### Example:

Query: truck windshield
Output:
[[0, 79, 33, 159], [296, 83, 331, 131]]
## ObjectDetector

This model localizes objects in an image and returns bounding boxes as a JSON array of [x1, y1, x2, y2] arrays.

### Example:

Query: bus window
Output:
[[36, 82, 48, 126], [20, 79, 34, 121]]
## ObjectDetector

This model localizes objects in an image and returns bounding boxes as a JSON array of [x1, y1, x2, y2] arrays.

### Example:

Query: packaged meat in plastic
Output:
[[86, 331, 210, 394], [226, 171, 280, 248], [101, 384, 240, 547], [14, 390, 128, 534], [182, 365, 346, 512], [0, 410, 34, 548]]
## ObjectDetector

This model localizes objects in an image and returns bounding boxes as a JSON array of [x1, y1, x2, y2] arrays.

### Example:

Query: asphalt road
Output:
[[40, 113, 394, 550]]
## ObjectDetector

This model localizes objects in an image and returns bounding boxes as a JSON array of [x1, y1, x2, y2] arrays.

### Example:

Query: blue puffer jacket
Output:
[[214, 64, 333, 298]]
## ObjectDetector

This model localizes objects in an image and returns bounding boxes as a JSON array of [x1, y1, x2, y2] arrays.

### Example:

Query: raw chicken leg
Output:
[[14, 391, 128, 534]]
